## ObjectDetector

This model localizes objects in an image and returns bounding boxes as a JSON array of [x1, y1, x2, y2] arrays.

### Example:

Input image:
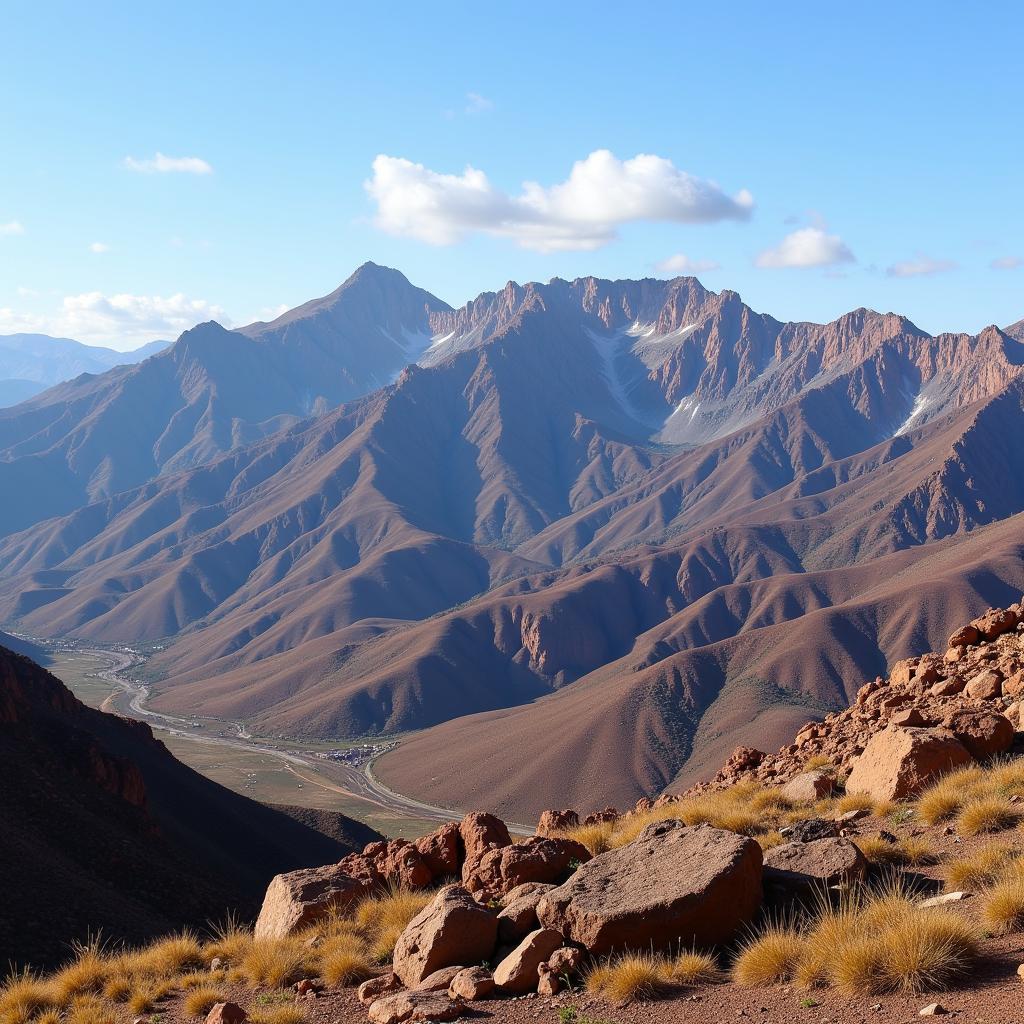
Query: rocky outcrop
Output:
[[367, 991, 465, 1024], [536, 821, 762, 954], [496, 883, 555, 946], [463, 836, 591, 901], [763, 838, 867, 898], [493, 928, 563, 994], [459, 812, 512, 870], [844, 727, 972, 801], [391, 886, 498, 988], [254, 864, 369, 939]]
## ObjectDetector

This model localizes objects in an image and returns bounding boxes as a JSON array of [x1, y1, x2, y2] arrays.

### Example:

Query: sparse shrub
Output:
[[249, 1007, 306, 1024], [733, 923, 805, 986], [51, 944, 110, 1003], [182, 987, 225, 1018], [126, 932, 204, 978], [0, 969, 58, 1024], [981, 869, 1024, 934], [203, 916, 253, 966], [240, 937, 309, 989], [585, 953, 672, 1004], [560, 821, 616, 856], [957, 796, 1022, 836], [757, 831, 787, 851], [945, 842, 1017, 890], [916, 766, 986, 825], [65, 995, 114, 1024], [100, 974, 131, 1003], [857, 835, 935, 867], [316, 933, 373, 987], [667, 951, 719, 986], [804, 754, 832, 771], [127, 988, 156, 1015], [28, 1011, 61, 1024], [835, 792, 875, 815]]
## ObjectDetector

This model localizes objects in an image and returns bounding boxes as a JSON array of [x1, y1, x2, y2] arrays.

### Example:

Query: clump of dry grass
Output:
[[99, 974, 131, 1003], [28, 1011, 61, 1024], [585, 953, 673, 1004], [249, 1006, 307, 1024], [917, 765, 1004, 825], [126, 988, 156, 1016], [203, 915, 253, 967], [857, 835, 935, 867], [316, 933, 373, 987], [945, 842, 1018, 890], [125, 932, 204, 979], [182, 987, 225, 1018], [65, 995, 114, 1024], [980, 860, 1024, 934], [835, 792, 876, 815], [957, 796, 1022, 836], [732, 924, 805, 986], [667, 951, 719, 986], [0, 969, 58, 1024], [239, 937, 310, 989], [736, 885, 978, 995], [50, 944, 110, 1003], [561, 820, 616, 855], [354, 887, 432, 963]]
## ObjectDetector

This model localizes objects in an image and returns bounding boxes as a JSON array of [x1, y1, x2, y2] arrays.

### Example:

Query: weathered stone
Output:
[[367, 991, 465, 1024], [536, 809, 579, 836], [253, 864, 369, 939], [204, 1005, 246, 1024], [844, 727, 973, 802], [414, 823, 460, 880], [763, 838, 868, 898], [546, 947, 582, 975], [459, 812, 511, 872], [493, 928, 563, 994], [391, 885, 498, 987], [782, 771, 834, 802], [536, 821, 762, 955], [891, 707, 928, 728], [942, 708, 1014, 760], [782, 818, 839, 843], [965, 668, 1003, 700], [464, 836, 590, 901], [496, 883, 554, 946], [919, 891, 972, 908], [448, 966, 495, 1001], [414, 965, 465, 992], [357, 974, 402, 1006], [949, 625, 979, 648]]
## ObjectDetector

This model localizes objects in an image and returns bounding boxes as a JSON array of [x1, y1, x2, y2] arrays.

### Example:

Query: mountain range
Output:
[[2, 263, 1024, 821], [0, 333, 168, 407]]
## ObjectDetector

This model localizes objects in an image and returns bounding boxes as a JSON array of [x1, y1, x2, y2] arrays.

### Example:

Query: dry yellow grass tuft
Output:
[[125, 932, 204, 979], [835, 792, 876, 815], [945, 842, 1017, 890], [0, 970, 58, 1024], [239, 938, 310, 989], [203, 916, 253, 967], [182, 987, 225, 1018], [99, 974, 131, 1003], [28, 1011, 61, 1024], [980, 863, 1024, 934], [732, 924, 805, 986], [856, 835, 935, 867], [249, 1006, 307, 1024], [65, 995, 114, 1024], [316, 934, 373, 987], [957, 796, 1022, 836], [50, 945, 110, 1003], [667, 951, 719, 986], [126, 989, 156, 1015], [354, 888, 432, 963], [585, 953, 672, 1004], [560, 820, 616, 855]]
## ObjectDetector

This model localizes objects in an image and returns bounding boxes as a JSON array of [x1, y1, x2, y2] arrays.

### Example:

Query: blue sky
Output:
[[1, 1, 1022, 349]]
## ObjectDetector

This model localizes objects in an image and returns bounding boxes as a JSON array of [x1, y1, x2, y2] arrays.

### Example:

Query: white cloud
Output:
[[991, 256, 1023, 270], [654, 253, 721, 275], [0, 291, 228, 350], [886, 256, 957, 278], [89, 241, 110, 253], [124, 152, 213, 174], [465, 92, 494, 114], [0, 221, 25, 236], [756, 227, 855, 268], [365, 149, 754, 252]]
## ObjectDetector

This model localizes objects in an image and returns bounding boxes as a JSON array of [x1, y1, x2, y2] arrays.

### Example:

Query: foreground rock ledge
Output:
[[536, 820, 762, 955]]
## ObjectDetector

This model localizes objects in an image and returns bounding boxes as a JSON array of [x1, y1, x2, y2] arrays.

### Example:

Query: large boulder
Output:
[[763, 838, 867, 899], [844, 727, 973, 801], [942, 708, 1015, 760], [459, 812, 511, 870], [414, 823, 460, 880], [536, 821, 761, 955], [964, 669, 1003, 700], [448, 966, 495, 1001], [464, 836, 590, 901], [782, 771, 834, 802], [496, 883, 555, 946], [254, 864, 369, 939], [367, 992, 465, 1024], [391, 885, 498, 987], [493, 928, 563, 994], [536, 809, 579, 836]]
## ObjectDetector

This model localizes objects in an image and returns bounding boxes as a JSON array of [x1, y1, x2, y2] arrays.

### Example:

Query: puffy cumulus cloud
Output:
[[0, 220, 25, 236], [756, 227, 855, 268], [89, 241, 110, 253], [886, 256, 957, 278], [654, 253, 721, 275], [124, 152, 213, 174], [365, 150, 754, 252], [0, 291, 228, 350], [991, 256, 1023, 270]]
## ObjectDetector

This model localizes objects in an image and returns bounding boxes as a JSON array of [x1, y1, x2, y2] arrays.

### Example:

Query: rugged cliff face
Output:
[[0, 642, 381, 968]]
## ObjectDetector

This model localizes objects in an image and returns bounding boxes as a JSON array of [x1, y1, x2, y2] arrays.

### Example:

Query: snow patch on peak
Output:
[[894, 392, 932, 436]]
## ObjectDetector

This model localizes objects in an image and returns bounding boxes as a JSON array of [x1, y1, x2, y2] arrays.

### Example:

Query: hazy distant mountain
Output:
[[0, 263, 451, 535], [2, 267, 1024, 820], [0, 333, 168, 407]]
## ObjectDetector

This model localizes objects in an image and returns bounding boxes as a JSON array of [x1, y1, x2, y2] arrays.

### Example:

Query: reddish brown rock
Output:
[[367, 991, 465, 1024], [546, 946, 582, 975], [392, 885, 498, 987], [414, 823, 460, 880], [892, 707, 928, 728], [782, 770, 834, 802], [941, 708, 1014, 760], [414, 966, 466, 992], [496, 882, 555, 946], [949, 625, 980, 648], [581, 807, 618, 826], [965, 669, 1003, 700], [931, 676, 966, 697], [536, 809, 579, 836], [763, 838, 867, 898], [493, 928, 563, 994], [357, 974, 402, 1006], [448, 966, 495, 1001], [464, 836, 591, 901], [459, 812, 511, 871], [205, 1005, 246, 1024], [973, 607, 1019, 641], [844, 727, 972, 801], [536, 821, 762, 955], [1003, 672, 1024, 700], [537, 964, 561, 997], [254, 864, 369, 939]]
